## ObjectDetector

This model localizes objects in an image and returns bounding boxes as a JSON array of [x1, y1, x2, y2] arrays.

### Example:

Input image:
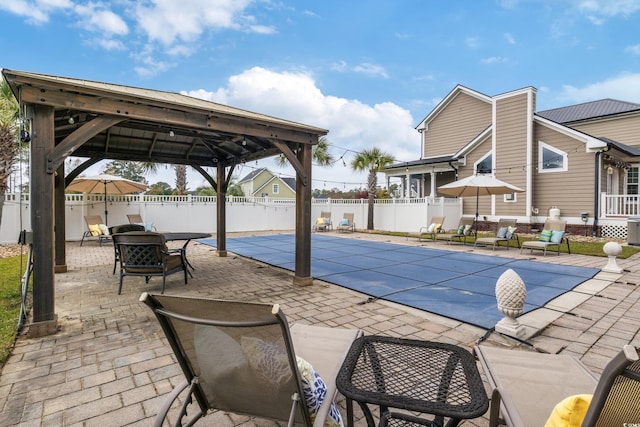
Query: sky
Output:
[[2, 0, 640, 191]]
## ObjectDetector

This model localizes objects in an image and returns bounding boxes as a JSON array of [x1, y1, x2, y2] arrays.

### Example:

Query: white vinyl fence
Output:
[[0, 193, 462, 244]]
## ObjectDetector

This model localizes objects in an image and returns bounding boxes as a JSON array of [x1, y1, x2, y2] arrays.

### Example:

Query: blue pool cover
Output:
[[200, 234, 599, 329]]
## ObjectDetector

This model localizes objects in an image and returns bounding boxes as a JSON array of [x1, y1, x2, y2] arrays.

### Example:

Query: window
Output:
[[539, 142, 567, 172], [504, 193, 517, 203], [627, 167, 639, 195], [475, 152, 493, 175], [272, 183, 280, 194]]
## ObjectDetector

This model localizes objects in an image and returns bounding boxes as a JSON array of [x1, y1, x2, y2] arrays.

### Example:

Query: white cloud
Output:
[[465, 37, 479, 48], [504, 32, 516, 44], [182, 67, 419, 188], [353, 63, 389, 79], [557, 73, 640, 103], [75, 4, 128, 35], [626, 44, 640, 55], [575, 0, 640, 24], [134, 0, 258, 45], [0, 0, 72, 24], [481, 56, 508, 64]]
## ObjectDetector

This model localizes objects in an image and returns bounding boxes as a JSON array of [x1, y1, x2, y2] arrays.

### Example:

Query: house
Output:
[[238, 168, 296, 198], [384, 85, 640, 238]]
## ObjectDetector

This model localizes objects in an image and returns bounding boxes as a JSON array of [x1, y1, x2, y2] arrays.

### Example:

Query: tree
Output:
[[0, 77, 20, 230], [148, 182, 173, 195], [275, 136, 335, 167], [102, 161, 148, 184], [350, 148, 395, 230], [174, 164, 188, 195]]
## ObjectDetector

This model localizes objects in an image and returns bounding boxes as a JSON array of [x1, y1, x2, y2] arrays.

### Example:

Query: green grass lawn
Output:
[[0, 255, 28, 364]]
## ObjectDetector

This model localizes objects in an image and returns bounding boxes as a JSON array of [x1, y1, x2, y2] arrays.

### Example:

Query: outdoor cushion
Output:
[[145, 222, 155, 231], [540, 229, 553, 242], [434, 223, 442, 232], [551, 230, 566, 244], [464, 224, 472, 235], [99, 224, 110, 236], [496, 227, 508, 238], [296, 356, 343, 427], [544, 394, 592, 427], [506, 226, 517, 239], [340, 219, 349, 226], [317, 218, 325, 225], [457, 225, 465, 234], [427, 223, 436, 232], [240, 336, 290, 387], [88, 224, 102, 236]]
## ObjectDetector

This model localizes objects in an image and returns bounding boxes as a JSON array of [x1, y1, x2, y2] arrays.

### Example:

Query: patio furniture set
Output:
[[409, 216, 571, 256], [314, 212, 356, 233]]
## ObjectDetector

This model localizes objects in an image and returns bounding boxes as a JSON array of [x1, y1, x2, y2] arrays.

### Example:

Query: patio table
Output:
[[336, 335, 488, 427], [161, 232, 211, 270]]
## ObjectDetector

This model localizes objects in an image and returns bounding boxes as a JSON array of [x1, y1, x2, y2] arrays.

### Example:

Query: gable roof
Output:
[[536, 99, 640, 123], [282, 177, 296, 192], [238, 168, 267, 184], [415, 84, 491, 129]]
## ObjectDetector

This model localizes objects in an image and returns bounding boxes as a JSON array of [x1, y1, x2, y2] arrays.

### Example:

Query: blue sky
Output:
[[2, 0, 640, 190]]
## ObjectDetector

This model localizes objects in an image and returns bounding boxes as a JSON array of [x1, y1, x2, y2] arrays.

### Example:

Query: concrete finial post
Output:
[[602, 241, 624, 273], [495, 268, 527, 338]]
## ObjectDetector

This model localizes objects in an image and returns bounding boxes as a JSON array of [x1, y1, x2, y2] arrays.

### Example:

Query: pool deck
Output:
[[1, 231, 639, 426]]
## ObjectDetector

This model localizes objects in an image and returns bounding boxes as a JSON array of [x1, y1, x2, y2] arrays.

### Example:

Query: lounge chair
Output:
[[434, 217, 475, 244], [80, 215, 111, 246], [474, 218, 519, 250], [474, 344, 640, 427], [313, 211, 333, 232], [108, 224, 146, 274], [140, 293, 363, 427], [127, 213, 155, 231], [113, 232, 188, 294], [407, 215, 445, 242], [337, 213, 355, 233], [520, 219, 570, 256]]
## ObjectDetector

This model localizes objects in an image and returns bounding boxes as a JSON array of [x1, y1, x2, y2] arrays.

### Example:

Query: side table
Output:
[[336, 335, 488, 427]]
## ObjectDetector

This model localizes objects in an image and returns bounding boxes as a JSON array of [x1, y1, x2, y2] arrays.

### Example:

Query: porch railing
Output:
[[601, 193, 640, 217]]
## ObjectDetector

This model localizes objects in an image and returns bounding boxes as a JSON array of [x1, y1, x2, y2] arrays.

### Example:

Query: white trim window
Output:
[[627, 166, 639, 195], [504, 193, 517, 203], [272, 183, 280, 194], [475, 152, 493, 175], [539, 142, 568, 172]]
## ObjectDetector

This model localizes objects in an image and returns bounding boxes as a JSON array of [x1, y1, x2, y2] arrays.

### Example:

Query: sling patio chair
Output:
[[407, 215, 445, 242], [474, 218, 519, 250], [337, 212, 355, 233], [108, 223, 146, 274], [313, 211, 333, 232], [140, 293, 363, 427], [520, 219, 570, 256], [80, 215, 111, 246], [434, 217, 475, 245], [474, 344, 640, 427], [127, 213, 156, 231], [113, 232, 188, 294]]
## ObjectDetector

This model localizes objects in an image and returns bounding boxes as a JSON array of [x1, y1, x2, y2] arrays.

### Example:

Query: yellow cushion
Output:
[[317, 218, 325, 225], [434, 223, 442, 232], [544, 394, 592, 427], [88, 224, 102, 236]]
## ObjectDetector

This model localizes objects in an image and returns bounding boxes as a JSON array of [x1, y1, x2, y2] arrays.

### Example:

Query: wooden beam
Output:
[[216, 165, 227, 257], [28, 104, 58, 336], [55, 163, 67, 273], [20, 86, 322, 144], [272, 140, 308, 186], [47, 115, 125, 173], [294, 143, 313, 286]]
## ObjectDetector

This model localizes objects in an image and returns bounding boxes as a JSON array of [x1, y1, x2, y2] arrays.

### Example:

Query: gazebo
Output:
[[2, 69, 328, 336]]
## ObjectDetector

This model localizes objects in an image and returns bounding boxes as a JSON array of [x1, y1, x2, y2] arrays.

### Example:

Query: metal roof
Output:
[[536, 99, 640, 123]]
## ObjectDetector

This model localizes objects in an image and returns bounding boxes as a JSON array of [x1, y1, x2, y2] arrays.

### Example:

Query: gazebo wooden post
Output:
[[54, 162, 67, 273], [294, 143, 313, 286], [216, 165, 227, 257], [29, 104, 58, 336]]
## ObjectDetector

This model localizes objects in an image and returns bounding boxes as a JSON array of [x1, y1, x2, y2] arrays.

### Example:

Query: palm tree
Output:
[[350, 147, 395, 230], [275, 136, 335, 167], [174, 164, 188, 195], [0, 77, 20, 230]]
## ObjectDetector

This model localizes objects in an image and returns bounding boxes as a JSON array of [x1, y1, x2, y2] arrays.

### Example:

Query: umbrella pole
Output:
[[104, 183, 108, 226], [475, 188, 479, 238]]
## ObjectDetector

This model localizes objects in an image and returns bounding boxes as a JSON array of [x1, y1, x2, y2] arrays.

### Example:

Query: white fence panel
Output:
[[1, 193, 464, 243]]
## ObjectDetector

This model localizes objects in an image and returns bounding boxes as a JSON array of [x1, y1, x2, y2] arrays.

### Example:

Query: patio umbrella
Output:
[[67, 174, 148, 225], [438, 174, 524, 236]]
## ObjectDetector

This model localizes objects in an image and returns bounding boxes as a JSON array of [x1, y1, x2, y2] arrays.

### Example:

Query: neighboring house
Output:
[[385, 85, 640, 238], [238, 168, 296, 198]]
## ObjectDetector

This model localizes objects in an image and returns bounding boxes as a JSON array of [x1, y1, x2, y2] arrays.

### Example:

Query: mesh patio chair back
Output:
[[474, 218, 518, 250], [127, 213, 144, 224], [108, 224, 146, 274], [113, 232, 187, 294], [140, 293, 362, 427], [435, 216, 475, 244], [520, 219, 570, 256], [338, 213, 355, 233]]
